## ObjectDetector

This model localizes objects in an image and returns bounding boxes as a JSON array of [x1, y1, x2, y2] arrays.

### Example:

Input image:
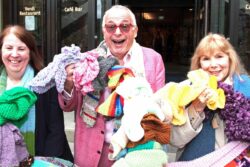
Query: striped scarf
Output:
[[0, 65, 36, 155]]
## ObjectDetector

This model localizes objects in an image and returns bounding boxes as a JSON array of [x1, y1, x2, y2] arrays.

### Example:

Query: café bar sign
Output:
[[19, 6, 41, 16]]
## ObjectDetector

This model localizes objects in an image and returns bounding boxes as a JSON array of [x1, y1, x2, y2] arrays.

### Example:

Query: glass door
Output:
[[238, 0, 250, 72], [0, 0, 3, 30], [60, 0, 89, 51], [60, 0, 113, 51], [193, 0, 208, 46], [3, 0, 45, 61]]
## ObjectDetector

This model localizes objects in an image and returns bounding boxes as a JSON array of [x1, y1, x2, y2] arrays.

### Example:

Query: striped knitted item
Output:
[[0, 66, 7, 94], [127, 140, 162, 153], [113, 149, 168, 167], [96, 66, 134, 117], [0, 65, 37, 155], [96, 91, 124, 117], [107, 65, 135, 89], [168, 141, 249, 167], [80, 92, 100, 127]]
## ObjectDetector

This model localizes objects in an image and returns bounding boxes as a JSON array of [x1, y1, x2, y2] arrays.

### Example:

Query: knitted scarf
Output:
[[0, 87, 37, 125], [79, 57, 119, 127], [179, 74, 250, 161], [0, 123, 30, 166], [0, 65, 36, 155], [169, 141, 249, 167], [127, 113, 171, 148]]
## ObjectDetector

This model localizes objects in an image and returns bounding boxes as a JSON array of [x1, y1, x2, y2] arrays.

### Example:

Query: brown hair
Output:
[[0, 25, 43, 71], [190, 33, 246, 78]]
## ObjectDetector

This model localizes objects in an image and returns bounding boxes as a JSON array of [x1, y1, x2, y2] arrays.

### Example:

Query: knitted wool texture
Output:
[[112, 149, 168, 167], [96, 66, 135, 117], [127, 140, 162, 153], [127, 113, 171, 148], [33, 157, 74, 167], [0, 87, 37, 126], [92, 56, 119, 91], [73, 51, 100, 95], [80, 92, 99, 127], [73, 53, 119, 94], [0, 123, 29, 166], [79, 56, 118, 127], [29, 44, 84, 93], [168, 141, 249, 167], [154, 69, 225, 125]]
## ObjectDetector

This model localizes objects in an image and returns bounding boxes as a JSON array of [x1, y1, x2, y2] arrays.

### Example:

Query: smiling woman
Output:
[[169, 33, 250, 165], [1, 33, 31, 85], [0, 25, 73, 165]]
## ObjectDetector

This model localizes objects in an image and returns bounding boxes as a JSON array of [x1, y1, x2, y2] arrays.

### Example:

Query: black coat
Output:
[[35, 87, 73, 162]]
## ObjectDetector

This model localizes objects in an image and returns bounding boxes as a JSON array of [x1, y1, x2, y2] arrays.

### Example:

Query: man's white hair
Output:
[[102, 5, 137, 27]]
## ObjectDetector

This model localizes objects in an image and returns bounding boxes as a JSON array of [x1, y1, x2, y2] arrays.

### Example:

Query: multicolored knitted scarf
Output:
[[96, 66, 135, 118], [0, 65, 37, 155]]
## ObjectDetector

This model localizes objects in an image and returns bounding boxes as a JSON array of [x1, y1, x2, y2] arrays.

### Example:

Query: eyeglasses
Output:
[[104, 23, 134, 34]]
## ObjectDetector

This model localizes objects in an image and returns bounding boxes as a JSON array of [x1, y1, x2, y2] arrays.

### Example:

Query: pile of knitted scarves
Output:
[[0, 87, 37, 126], [153, 69, 226, 125], [97, 69, 226, 125], [95, 67, 171, 166], [107, 76, 171, 167], [205, 82, 250, 142], [95, 69, 226, 166], [29, 44, 118, 95], [0, 87, 37, 166]]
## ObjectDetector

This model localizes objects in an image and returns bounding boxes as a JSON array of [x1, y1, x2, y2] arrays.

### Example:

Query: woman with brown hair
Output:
[[0, 25, 73, 165]]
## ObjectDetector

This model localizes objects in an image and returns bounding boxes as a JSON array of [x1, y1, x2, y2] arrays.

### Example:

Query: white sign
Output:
[[25, 16, 35, 31]]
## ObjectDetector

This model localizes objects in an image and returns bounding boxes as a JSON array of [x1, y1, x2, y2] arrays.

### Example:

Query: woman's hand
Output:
[[192, 88, 214, 112], [64, 63, 75, 93]]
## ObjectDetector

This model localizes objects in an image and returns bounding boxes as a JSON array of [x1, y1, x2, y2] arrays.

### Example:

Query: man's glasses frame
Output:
[[104, 23, 134, 34]]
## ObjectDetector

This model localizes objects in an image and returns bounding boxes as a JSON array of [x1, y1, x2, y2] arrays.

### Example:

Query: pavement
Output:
[[64, 112, 75, 155]]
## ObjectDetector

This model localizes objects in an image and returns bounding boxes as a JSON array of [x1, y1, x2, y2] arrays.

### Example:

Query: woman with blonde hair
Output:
[[169, 33, 250, 166]]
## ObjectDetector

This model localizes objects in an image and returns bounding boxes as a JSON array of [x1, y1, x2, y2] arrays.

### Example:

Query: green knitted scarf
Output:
[[0, 65, 37, 155], [0, 87, 37, 126]]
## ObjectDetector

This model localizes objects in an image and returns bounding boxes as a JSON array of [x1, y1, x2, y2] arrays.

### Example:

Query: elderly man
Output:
[[59, 5, 165, 167]]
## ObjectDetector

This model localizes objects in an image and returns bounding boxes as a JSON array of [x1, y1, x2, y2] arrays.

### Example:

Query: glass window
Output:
[[96, 0, 112, 46], [0, 0, 3, 30], [210, 0, 230, 35], [16, 0, 44, 57], [238, 0, 250, 72], [61, 0, 89, 51]]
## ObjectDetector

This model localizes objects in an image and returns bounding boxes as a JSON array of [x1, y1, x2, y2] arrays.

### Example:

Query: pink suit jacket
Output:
[[58, 46, 165, 167]]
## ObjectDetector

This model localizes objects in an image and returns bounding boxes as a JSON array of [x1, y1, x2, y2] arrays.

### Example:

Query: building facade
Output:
[[1, 0, 250, 77]]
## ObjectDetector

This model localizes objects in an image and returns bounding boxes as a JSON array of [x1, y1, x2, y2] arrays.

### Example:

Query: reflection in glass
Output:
[[239, 0, 250, 72], [16, 0, 43, 58], [61, 0, 88, 51]]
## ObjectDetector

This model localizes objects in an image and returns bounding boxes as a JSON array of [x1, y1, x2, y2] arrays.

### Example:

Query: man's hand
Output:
[[64, 63, 75, 93]]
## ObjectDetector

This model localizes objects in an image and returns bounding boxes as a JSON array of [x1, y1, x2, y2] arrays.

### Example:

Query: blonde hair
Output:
[[102, 5, 137, 27], [190, 33, 246, 78]]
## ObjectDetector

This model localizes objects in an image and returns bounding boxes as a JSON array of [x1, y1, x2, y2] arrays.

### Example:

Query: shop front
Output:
[[1, 0, 250, 73]]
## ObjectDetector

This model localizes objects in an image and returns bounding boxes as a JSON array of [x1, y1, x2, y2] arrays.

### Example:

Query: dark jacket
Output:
[[35, 87, 73, 162]]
